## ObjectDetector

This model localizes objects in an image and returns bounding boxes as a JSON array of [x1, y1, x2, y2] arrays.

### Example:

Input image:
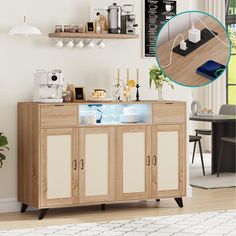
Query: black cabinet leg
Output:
[[155, 199, 160, 202], [20, 203, 28, 213], [174, 198, 183, 208], [101, 204, 106, 211], [38, 209, 49, 220]]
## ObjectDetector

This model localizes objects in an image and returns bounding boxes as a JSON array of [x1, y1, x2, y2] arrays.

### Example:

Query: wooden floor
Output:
[[0, 187, 235, 230]]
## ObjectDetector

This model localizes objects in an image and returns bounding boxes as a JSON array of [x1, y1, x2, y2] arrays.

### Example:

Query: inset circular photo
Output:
[[156, 11, 231, 87]]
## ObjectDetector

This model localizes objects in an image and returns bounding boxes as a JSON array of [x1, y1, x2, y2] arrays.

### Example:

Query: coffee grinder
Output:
[[121, 4, 138, 34]]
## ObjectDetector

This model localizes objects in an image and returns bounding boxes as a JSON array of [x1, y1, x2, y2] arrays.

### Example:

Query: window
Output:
[[226, 0, 236, 104]]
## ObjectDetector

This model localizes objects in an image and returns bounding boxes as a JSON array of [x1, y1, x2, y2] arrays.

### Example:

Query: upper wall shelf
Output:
[[48, 32, 139, 39]]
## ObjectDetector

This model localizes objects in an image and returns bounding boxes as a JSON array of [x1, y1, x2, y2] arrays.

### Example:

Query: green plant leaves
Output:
[[0, 133, 9, 168], [0, 134, 8, 147], [149, 65, 174, 90], [0, 153, 6, 168]]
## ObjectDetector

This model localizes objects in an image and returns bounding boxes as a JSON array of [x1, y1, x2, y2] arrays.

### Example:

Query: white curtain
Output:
[[193, 0, 227, 151], [203, 0, 227, 114]]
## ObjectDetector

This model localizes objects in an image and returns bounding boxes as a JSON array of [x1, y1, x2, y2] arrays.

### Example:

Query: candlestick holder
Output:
[[112, 79, 123, 102], [124, 84, 131, 102], [136, 84, 140, 101]]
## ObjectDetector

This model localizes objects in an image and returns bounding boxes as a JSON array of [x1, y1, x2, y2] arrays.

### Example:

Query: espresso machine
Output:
[[121, 4, 138, 34], [33, 69, 64, 103]]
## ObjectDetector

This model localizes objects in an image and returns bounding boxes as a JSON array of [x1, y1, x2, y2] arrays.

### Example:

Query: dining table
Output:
[[190, 114, 236, 174]]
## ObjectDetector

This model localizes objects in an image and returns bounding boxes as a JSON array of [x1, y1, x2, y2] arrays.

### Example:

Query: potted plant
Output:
[[149, 65, 174, 100], [0, 133, 9, 168]]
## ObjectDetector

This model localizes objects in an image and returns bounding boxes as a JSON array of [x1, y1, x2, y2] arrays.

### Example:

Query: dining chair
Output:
[[217, 137, 236, 177], [189, 135, 205, 176], [192, 104, 236, 164]]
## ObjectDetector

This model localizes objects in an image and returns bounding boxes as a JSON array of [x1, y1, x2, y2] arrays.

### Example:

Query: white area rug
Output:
[[190, 153, 236, 189], [0, 210, 236, 236]]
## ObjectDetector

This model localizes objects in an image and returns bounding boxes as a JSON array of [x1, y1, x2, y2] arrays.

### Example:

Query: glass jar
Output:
[[62, 91, 73, 103], [55, 25, 63, 33], [78, 24, 85, 33], [64, 25, 69, 32], [74, 25, 79, 33], [96, 22, 102, 33], [69, 25, 76, 33]]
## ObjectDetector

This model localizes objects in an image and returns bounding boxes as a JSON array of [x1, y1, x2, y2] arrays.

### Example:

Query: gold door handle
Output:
[[147, 156, 151, 166], [81, 159, 84, 170], [73, 160, 77, 170], [153, 155, 157, 166]]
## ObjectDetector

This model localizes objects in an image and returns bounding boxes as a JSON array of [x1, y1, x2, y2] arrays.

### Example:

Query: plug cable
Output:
[[194, 16, 230, 48], [161, 33, 185, 68]]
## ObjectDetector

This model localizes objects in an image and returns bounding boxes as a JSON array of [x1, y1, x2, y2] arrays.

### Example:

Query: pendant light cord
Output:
[[24, 0, 27, 22]]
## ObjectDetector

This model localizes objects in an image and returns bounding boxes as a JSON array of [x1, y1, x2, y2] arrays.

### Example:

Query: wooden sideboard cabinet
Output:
[[18, 101, 186, 220]]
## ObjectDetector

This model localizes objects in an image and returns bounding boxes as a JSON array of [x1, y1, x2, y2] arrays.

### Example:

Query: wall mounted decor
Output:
[[144, 0, 176, 58]]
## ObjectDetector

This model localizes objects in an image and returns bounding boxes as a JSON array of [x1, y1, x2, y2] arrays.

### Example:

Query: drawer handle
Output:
[[54, 104, 65, 107], [81, 159, 84, 170], [73, 160, 77, 170], [153, 155, 157, 166], [147, 156, 151, 166], [165, 102, 173, 105]]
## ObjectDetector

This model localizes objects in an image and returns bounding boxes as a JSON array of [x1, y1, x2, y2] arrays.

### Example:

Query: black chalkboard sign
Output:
[[144, 0, 176, 57]]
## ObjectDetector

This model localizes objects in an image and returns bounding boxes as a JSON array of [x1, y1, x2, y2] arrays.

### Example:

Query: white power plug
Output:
[[180, 40, 187, 50], [188, 24, 201, 43]]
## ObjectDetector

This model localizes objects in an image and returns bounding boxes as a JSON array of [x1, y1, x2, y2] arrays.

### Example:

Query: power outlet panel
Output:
[[173, 28, 218, 57]]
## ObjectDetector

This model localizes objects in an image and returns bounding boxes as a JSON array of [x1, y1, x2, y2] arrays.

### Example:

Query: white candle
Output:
[[136, 68, 139, 84], [127, 67, 129, 84], [117, 66, 120, 83]]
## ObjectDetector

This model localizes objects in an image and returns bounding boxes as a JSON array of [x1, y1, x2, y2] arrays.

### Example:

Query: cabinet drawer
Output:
[[153, 103, 185, 124], [40, 105, 78, 127]]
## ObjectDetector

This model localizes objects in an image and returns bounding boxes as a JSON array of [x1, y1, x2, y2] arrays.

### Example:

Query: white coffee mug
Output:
[[76, 40, 84, 48], [87, 39, 95, 48], [65, 40, 74, 48], [165, 4, 173, 12], [97, 40, 106, 49], [55, 39, 64, 48]]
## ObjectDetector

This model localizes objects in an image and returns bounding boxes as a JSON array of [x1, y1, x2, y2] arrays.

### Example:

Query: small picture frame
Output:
[[86, 22, 95, 33], [74, 87, 85, 101]]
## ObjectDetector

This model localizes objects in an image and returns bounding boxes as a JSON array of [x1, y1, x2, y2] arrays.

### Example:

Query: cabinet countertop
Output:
[[18, 100, 186, 105]]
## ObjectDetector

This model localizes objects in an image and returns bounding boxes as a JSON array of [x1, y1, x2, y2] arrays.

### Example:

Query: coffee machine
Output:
[[33, 69, 64, 103], [121, 4, 138, 34], [107, 3, 122, 34]]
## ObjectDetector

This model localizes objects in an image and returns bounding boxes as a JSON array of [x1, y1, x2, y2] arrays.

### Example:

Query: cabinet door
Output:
[[151, 125, 186, 198], [79, 127, 115, 203], [117, 126, 151, 200], [40, 128, 78, 207]]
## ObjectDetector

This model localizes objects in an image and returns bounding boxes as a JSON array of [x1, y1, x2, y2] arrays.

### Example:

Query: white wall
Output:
[[190, 0, 206, 11], [0, 0, 200, 210]]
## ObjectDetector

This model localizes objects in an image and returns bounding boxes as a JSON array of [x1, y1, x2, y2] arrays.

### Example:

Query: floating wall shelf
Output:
[[48, 32, 139, 39]]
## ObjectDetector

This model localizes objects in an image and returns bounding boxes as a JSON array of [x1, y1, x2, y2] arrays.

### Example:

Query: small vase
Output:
[[157, 86, 163, 100]]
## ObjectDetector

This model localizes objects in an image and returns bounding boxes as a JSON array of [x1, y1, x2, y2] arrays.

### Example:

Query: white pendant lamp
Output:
[[8, 0, 41, 36]]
